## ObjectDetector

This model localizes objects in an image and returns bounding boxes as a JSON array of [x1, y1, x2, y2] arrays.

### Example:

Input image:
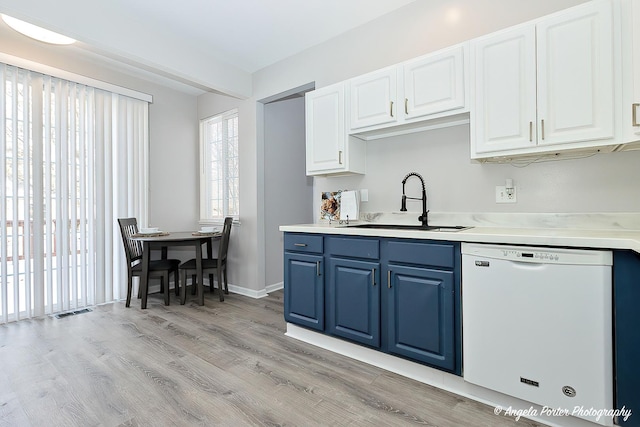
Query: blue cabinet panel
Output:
[[614, 250, 640, 426], [326, 236, 379, 259], [284, 252, 324, 331], [284, 233, 323, 254], [387, 264, 455, 371], [328, 257, 381, 347], [386, 240, 455, 269]]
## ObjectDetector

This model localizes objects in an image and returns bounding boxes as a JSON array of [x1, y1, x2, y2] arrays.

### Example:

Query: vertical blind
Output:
[[0, 63, 148, 323]]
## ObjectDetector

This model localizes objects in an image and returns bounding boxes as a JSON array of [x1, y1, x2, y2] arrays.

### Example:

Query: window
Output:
[[200, 109, 239, 222]]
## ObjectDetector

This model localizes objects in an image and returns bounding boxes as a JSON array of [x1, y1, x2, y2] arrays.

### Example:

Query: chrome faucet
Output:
[[400, 172, 429, 227]]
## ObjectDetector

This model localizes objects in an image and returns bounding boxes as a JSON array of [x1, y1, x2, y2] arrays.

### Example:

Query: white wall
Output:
[[264, 97, 313, 287]]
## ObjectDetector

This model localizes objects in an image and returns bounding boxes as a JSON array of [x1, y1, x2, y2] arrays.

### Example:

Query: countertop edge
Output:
[[279, 224, 640, 254]]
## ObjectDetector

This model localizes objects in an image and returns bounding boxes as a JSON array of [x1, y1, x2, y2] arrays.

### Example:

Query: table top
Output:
[[132, 231, 222, 241]]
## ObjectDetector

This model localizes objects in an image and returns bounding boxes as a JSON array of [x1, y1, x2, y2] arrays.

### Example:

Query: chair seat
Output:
[[179, 258, 220, 270], [133, 259, 181, 272]]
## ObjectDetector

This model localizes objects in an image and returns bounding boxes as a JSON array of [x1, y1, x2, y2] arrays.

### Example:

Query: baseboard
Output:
[[265, 281, 283, 293], [146, 279, 284, 300]]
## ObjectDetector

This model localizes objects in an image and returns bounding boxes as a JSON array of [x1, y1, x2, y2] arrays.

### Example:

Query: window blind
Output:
[[0, 63, 148, 323]]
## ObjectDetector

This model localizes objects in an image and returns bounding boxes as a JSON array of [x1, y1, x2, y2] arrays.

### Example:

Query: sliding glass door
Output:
[[1, 63, 148, 323]]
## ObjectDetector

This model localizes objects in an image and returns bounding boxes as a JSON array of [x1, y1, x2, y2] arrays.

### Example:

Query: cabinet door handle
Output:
[[372, 268, 376, 286], [390, 101, 394, 118], [633, 103, 640, 127], [405, 98, 409, 115], [294, 243, 307, 247], [387, 270, 391, 288], [529, 121, 533, 142], [541, 119, 545, 140], [338, 150, 343, 165], [316, 261, 321, 276]]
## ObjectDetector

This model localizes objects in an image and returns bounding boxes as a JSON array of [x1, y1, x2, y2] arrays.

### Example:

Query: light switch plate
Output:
[[360, 189, 368, 202], [496, 186, 517, 203]]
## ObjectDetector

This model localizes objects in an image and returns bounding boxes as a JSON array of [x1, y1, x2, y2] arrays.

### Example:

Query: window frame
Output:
[[199, 109, 239, 225]]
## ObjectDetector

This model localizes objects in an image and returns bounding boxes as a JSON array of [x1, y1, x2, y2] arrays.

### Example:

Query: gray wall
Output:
[[264, 97, 313, 286]]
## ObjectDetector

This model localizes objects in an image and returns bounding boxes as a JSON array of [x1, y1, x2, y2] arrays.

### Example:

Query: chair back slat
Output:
[[218, 217, 233, 263], [118, 218, 143, 265]]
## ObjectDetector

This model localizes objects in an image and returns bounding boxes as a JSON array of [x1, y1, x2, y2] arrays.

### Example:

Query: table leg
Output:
[[141, 242, 150, 309], [195, 242, 204, 306]]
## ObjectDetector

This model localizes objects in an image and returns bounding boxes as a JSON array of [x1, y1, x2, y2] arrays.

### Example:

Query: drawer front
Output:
[[326, 236, 380, 260], [386, 240, 454, 269], [284, 233, 323, 254]]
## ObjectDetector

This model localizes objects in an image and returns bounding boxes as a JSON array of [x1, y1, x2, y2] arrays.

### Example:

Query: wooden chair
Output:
[[117, 218, 181, 307], [180, 217, 233, 303]]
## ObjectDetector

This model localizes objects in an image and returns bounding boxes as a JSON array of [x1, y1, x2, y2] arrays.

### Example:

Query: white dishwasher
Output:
[[461, 243, 613, 426]]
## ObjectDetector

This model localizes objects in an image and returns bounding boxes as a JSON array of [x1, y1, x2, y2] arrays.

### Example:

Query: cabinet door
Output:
[[613, 250, 640, 426], [472, 24, 537, 155], [404, 45, 466, 120], [537, 0, 614, 146], [305, 83, 345, 174], [387, 264, 455, 371], [284, 252, 324, 331], [328, 257, 381, 347], [349, 67, 398, 130], [630, 0, 640, 137]]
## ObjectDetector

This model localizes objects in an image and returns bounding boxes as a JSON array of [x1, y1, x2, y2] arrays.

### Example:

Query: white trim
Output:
[[265, 282, 284, 293], [0, 51, 153, 103], [285, 324, 599, 427]]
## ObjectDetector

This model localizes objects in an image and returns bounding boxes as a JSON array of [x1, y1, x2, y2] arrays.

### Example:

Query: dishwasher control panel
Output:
[[462, 243, 612, 266]]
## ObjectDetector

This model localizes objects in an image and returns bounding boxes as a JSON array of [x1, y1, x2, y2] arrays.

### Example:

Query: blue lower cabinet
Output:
[[327, 257, 381, 347], [614, 250, 640, 426], [284, 252, 324, 331], [386, 264, 455, 372]]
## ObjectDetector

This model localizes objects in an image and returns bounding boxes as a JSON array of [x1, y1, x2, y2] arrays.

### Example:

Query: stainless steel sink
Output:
[[348, 224, 471, 232]]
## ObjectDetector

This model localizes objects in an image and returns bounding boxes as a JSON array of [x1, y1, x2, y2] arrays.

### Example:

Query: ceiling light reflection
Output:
[[1, 14, 75, 45]]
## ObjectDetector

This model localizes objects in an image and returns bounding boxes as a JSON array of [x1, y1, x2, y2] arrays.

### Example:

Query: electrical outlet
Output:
[[360, 189, 368, 202], [495, 185, 517, 203]]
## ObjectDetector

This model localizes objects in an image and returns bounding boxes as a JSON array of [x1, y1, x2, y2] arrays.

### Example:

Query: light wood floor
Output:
[[0, 288, 544, 427]]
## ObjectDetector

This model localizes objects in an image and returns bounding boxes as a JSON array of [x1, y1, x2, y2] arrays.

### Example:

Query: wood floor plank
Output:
[[0, 289, 546, 426]]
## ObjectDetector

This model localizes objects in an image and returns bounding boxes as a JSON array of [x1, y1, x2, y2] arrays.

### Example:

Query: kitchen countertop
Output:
[[279, 222, 640, 254]]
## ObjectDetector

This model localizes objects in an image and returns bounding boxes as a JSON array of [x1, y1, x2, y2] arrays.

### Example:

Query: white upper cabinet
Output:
[[537, 1, 614, 146], [404, 45, 466, 120], [348, 44, 468, 135], [471, 0, 618, 159], [621, 0, 640, 144], [305, 83, 365, 176], [349, 67, 398, 130], [472, 25, 537, 154]]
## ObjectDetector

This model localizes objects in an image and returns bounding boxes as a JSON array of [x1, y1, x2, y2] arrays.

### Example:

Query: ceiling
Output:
[[0, 0, 417, 97]]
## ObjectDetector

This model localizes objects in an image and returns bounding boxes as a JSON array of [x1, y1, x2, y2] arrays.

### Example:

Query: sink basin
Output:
[[348, 224, 471, 232]]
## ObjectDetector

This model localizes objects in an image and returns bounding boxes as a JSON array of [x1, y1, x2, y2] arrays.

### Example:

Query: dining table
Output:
[[132, 231, 221, 309]]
